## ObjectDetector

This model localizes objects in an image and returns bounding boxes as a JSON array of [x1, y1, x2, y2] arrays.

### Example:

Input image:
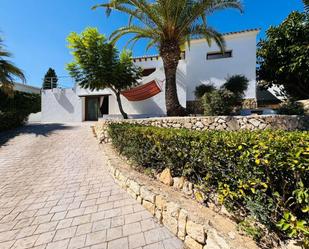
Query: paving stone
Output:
[[107, 237, 128, 249], [76, 223, 93, 236], [111, 216, 124, 228], [34, 221, 58, 234], [143, 242, 165, 249], [128, 233, 146, 248], [106, 226, 122, 241], [16, 225, 38, 239], [141, 219, 157, 232], [0, 240, 15, 249], [11, 234, 39, 249], [68, 235, 86, 249], [51, 211, 67, 221], [46, 238, 70, 249], [144, 228, 172, 245], [92, 219, 111, 232], [35, 231, 56, 246], [163, 237, 184, 249], [123, 222, 142, 236], [57, 218, 73, 229], [72, 214, 91, 226], [125, 213, 143, 224], [54, 226, 77, 241], [90, 243, 107, 249], [85, 230, 107, 246], [67, 208, 85, 218]]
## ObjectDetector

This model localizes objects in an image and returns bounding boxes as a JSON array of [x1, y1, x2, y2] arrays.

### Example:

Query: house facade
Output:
[[41, 29, 260, 122]]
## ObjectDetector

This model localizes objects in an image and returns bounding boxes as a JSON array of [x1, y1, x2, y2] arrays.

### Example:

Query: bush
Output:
[[221, 74, 249, 99], [201, 75, 249, 116], [0, 90, 41, 114], [0, 89, 41, 132], [202, 89, 236, 115], [109, 123, 309, 245], [277, 100, 305, 115], [0, 111, 28, 132], [194, 84, 216, 99]]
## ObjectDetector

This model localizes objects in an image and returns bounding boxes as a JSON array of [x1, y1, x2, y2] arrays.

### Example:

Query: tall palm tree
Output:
[[0, 38, 25, 95], [304, 0, 309, 13], [93, 0, 242, 116]]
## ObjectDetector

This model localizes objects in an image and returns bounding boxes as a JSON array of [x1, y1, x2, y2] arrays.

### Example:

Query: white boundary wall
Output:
[[41, 88, 84, 122]]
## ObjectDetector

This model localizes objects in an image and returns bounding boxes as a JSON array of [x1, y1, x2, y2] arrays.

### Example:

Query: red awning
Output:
[[121, 80, 162, 101]]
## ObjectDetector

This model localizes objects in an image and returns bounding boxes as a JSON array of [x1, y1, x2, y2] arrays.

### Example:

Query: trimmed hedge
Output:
[[0, 90, 41, 114], [0, 90, 41, 132], [109, 124, 309, 245], [0, 111, 28, 131]]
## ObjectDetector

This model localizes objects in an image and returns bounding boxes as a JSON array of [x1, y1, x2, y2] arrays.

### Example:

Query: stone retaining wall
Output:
[[101, 144, 262, 249], [94, 115, 308, 143]]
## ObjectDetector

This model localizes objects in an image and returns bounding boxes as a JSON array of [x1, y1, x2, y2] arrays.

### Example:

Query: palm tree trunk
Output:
[[160, 41, 187, 116], [113, 89, 128, 119]]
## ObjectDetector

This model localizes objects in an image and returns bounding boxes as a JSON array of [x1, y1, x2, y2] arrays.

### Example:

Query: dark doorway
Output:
[[85, 97, 99, 121], [100, 96, 109, 115], [85, 96, 109, 121]]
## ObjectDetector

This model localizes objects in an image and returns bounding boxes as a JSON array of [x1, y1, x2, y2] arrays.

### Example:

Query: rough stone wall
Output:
[[242, 98, 258, 109], [297, 99, 309, 115], [94, 115, 309, 143]]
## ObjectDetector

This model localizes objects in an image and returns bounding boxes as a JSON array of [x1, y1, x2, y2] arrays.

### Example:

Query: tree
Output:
[[0, 38, 25, 95], [257, 11, 309, 100], [221, 74, 248, 100], [304, 0, 309, 13], [93, 0, 242, 116], [42, 68, 58, 89], [66, 28, 141, 119], [201, 75, 248, 115]]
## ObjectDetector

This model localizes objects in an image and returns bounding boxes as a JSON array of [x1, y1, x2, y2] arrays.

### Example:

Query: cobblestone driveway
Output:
[[0, 124, 183, 249]]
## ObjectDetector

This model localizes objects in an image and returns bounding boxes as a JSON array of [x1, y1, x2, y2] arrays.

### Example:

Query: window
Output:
[[206, 51, 232, 60], [142, 68, 156, 77]]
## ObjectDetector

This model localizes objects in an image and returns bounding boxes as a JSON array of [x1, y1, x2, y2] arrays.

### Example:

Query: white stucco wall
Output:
[[75, 86, 111, 97], [41, 88, 83, 122], [185, 31, 258, 100]]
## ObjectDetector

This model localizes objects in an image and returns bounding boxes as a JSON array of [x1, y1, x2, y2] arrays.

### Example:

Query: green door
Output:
[[86, 97, 99, 121]]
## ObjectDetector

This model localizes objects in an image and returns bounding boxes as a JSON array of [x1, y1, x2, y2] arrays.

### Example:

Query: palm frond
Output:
[[94, 0, 242, 55], [110, 25, 159, 44], [0, 38, 26, 95], [303, 0, 309, 12]]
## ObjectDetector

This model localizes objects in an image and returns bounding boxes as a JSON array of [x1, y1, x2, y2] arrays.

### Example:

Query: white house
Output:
[[41, 29, 260, 122]]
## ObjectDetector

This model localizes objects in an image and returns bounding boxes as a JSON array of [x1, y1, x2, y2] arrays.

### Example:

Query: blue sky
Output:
[[0, 0, 305, 88]]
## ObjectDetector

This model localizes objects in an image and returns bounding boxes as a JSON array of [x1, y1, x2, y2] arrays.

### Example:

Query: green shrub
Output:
[[201, 75, 249, 116], [202, 89, 236, 115], [194, 84, 215, 99], [0, 111, 28, 131], [221, 74, 249, 98], [109, 123, 309, 245], [0, 89, 41, 132], [0, 89, 41, 114], [277, 100, 305, 115]]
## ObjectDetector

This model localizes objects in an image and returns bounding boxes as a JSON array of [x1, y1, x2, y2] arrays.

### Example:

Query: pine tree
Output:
[[42, 68, 58, 89]]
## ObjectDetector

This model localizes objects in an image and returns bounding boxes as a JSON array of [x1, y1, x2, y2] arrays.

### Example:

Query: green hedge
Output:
[[0, 89, 41, 132], [0, 111, 28, 131], [0, 90, 41, 114], [109, 124, 309, 245]]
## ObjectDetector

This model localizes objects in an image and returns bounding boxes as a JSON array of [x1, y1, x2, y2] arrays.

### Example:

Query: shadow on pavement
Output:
[[0, 123, 76, 147]]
